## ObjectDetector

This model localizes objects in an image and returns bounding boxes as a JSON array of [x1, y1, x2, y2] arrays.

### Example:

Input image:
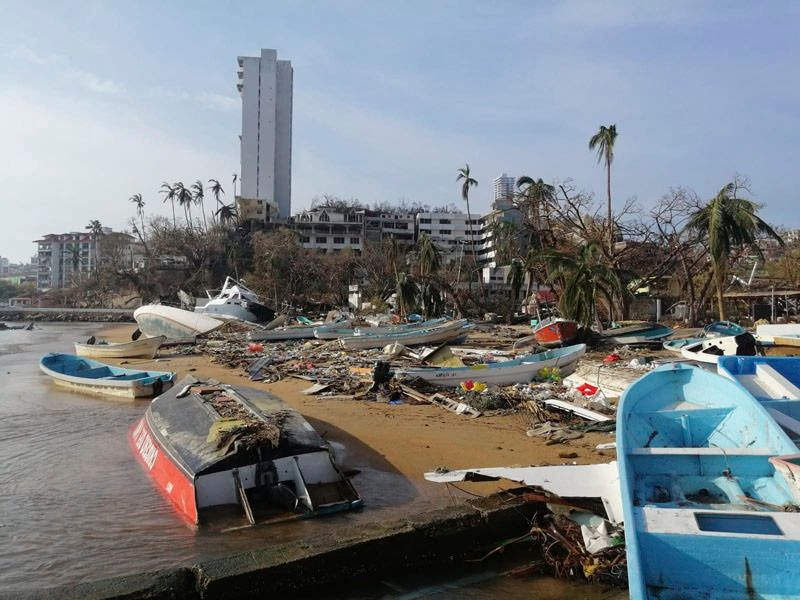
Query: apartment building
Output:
[[292, 208, 364, 253], [237, 49, 293, 222], [364, 212, 415, 246]]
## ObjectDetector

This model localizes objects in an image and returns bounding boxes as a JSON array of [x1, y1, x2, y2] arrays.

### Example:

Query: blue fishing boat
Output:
[[40, 353, 176, 399], [618, 363, 800, 599]]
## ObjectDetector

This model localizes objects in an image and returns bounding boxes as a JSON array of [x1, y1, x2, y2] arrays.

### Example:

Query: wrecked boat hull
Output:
[[338, 320, 472, 350], [74, 335, 165, 359], [618, 363, 800, 599], [132, 377, 362, 526], [134, 305, 223, 340]]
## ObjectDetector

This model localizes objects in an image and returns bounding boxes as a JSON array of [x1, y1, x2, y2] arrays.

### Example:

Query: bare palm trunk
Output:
[[714, 262, 727, 321], [607, 159, 613, 257], [171, 201, 176, 228], [465, 198, 485, 297], [140, 214, 146, 242], [200, 203, 208, 231]]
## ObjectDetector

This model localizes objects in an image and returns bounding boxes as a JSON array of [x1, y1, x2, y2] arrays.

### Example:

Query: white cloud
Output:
[[0, 87, 235, 261], [6, 43, 124, 95]]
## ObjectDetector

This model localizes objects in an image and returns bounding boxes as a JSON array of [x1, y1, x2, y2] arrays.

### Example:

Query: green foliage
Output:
[[543, 242, 624, 326], [395, 272, 419, 317], [689, 182, 782, 319]]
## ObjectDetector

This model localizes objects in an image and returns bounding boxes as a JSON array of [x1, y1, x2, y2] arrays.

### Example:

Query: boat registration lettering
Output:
[[133, 420, 159, 471]]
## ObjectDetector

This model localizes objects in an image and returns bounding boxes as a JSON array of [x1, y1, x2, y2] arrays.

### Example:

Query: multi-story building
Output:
[[493, 173, 516, 210], [34, 228, 125, 290], [292, 208, 364, 253], [237, 48, 293, 222], [0, 257, 9, 275], [363, 212, 416, 247]]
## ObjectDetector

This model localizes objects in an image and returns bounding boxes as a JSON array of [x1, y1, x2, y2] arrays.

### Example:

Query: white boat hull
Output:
[[74, 336, 165, 359], [134, 305, 222, 339]]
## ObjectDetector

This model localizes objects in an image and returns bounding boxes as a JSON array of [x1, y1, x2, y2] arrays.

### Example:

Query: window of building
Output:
[[420, 218, 431, 224], [333, 237, 345, 244], [316, 236, 327, 243], [319, 212, 330, 222], [439, 229, 451, 235], [300, 237, 310, 243], [438, 219, 451, 224], [350, 237, 360, 244]]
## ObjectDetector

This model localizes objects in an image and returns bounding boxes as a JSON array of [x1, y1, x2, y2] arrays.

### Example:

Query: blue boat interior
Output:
[[704, 320, 747, 337], [620, 364, 800, 598], [42, 353, 174, 383]]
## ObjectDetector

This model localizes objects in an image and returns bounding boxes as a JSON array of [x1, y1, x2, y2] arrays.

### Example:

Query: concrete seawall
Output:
[[0, 307, 135, 323], [14, 492, 536, 600]]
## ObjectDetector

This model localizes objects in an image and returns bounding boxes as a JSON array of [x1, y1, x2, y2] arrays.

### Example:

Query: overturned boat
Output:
[[130, 377, 362, 526], [601, 322, 673, 345], [74, 335, 165, 359], [134, 304, 223, 340], [313, 318, 447, 340], [40, 353, 175, 399], [618, 363, 800, 599], [249, 318, 351, 342], [194, 277, 275, 323], [398, 344, 586, 387]]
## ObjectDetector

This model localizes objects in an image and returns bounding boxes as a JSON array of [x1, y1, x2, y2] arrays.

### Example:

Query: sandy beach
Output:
[[98, 323, 614, 500]]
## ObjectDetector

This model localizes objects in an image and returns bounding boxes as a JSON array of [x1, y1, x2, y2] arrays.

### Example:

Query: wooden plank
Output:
[[543, 399, 613, 422]]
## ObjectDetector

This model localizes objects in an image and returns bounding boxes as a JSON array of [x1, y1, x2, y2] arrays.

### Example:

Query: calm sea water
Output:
[[0, 323, 624, 598]]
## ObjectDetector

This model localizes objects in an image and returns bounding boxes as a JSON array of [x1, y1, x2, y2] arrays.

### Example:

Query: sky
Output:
[[1, 0, 799, 261]]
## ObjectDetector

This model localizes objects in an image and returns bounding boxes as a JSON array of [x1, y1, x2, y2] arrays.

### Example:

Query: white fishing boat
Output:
[[194, 277, 275, 323], [74, 336, 165, 359], [398, 344, 586, 387], [680, 332, 759, 365], [338, 320, 472, 351], [134, 305, 223, 340]]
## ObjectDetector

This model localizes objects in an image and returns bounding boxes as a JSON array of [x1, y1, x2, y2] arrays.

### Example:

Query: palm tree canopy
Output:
[[208, 179, 225, 204], [215, 203, 238, 224], [159, 182, 175, 202], [85, 219, 104, 234], [688, 183, 783, 263], [191, 180, 204, 201], [588, 124, 618, 166], [456, 164, 478, 201], [542, 242, 623, 326], [417, 234, 441, 278], [129, 193, 145, 211]]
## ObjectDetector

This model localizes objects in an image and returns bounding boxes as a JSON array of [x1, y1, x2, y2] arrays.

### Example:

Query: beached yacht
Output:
[[194, 277, 275, 323]]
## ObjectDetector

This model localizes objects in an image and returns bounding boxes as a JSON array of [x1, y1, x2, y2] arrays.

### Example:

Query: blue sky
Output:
[[1, 0, 799, 261]]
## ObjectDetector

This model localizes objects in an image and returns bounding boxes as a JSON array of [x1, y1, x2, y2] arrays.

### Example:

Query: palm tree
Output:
[[588, 124, 618, 255], [208, 178, 225, 207], [85, 219, 104, 273], [174, 182, 193, 226], [516, 176, 556, 245], [456, 164, 479, 286], [689, 183, 782, 320], [191, 180, 208, 231], [542, 242, 623, 327], [417, 233, 440, 279], [129, 193, 146, 240], [507, 258, 524, 323], [215, 203, 238, 226], [395, 272, 419, 318], [159, 182, 177, 228]]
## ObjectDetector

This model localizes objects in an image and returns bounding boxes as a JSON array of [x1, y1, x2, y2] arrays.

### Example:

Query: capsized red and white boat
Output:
[[130, 376, 362, 526], [532, 317, 579, 348]]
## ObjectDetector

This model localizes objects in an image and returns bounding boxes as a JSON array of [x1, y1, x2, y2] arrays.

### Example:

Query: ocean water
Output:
[[0, 323, 625, 598]]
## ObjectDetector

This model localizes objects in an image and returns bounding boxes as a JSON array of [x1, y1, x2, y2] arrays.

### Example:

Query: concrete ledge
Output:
[[15, 492, 534, 600]]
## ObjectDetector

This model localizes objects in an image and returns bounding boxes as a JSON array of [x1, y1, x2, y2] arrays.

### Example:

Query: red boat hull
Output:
[[130, 417, 198, 524], [534, 320, 579, 348]]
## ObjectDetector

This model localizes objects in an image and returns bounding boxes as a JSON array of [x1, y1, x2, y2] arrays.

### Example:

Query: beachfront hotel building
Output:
[[236, 49, 293, 222]]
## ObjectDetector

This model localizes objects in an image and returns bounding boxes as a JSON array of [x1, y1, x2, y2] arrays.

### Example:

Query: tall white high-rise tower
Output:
[[237, 49, 293, 221]]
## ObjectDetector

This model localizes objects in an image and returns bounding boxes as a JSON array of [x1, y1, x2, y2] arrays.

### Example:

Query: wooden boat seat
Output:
[[756, 364, 800, 400], [630, 447, 775, 456]]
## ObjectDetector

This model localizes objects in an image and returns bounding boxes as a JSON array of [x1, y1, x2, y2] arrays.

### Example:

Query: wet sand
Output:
[[99, 323, 614, 501]]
